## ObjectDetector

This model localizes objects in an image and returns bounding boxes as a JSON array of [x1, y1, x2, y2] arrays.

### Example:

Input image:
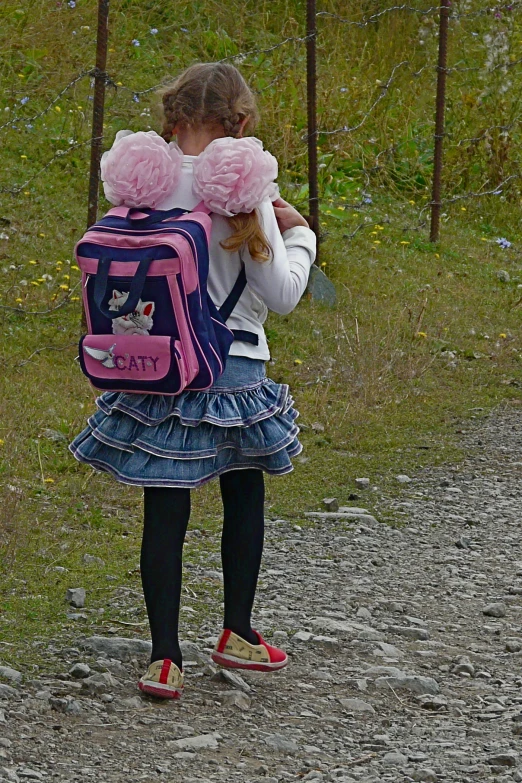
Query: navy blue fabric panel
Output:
[[86, 275, 178, 338], [78, 243, 176, 263], [95, 209, 186, 231]]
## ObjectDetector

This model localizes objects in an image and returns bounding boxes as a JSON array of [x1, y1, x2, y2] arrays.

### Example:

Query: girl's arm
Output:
[[243, 198, 317, 315]]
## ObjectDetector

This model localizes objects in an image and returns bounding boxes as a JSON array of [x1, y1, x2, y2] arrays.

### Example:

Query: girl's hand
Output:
[[272, 197, 310, 233]]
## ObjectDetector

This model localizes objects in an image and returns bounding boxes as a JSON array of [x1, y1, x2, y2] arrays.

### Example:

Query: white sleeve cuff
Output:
[[282, 226, 317, 265]]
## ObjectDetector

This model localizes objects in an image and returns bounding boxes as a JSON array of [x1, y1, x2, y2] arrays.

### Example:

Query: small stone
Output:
[[488, 752, 518, 767], [264, 733, 299, 753], [66, 587, 86, 608], [497, 270, 510, 282], [355, 478, 370, 488], [0, 683, 17, 698], [382, 751, 407, 766], [375, 674, 439, 695], [506, 639, 522, 653], [389, 625, 429, 640], [483, 602, 507, 618], [412, 770, 438, 783], [82, 636, 152, 662], [272, 630, 288, 644], [82, 554, 105, 567], [338, 698, 376, 714], [17, 769, 44, 780], [42, 428, 67, 442], [220, 690, 251, 710], [211, 669, 251, 693], [0, 666, 22, 684], [68, 662, 91, 679], [396, 474, 412, 484], [81, 672, 117, 693], [168, 734, 219, 751], [374, 642, 404, 659], [322, 497, 339, 512], [311, 635, 339, 645], [416, 694, 448, 710], [0, 740, 11, 749], [65, 700, 82, 715], [292, 631, 314, 642]]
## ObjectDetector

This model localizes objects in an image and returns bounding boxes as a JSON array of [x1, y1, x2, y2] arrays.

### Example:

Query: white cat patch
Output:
[[108, 290, 155, 336]]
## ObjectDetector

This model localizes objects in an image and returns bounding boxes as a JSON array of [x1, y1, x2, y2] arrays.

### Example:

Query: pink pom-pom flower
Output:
[[101, 130, 183, 208], [192, 137, 279, 216]]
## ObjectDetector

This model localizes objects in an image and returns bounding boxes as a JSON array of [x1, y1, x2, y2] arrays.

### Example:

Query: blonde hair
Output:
[[160, 63, 271, 262]]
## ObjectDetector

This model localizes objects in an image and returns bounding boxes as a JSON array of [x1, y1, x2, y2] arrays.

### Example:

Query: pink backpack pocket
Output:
[[79, 334, 193, 396]]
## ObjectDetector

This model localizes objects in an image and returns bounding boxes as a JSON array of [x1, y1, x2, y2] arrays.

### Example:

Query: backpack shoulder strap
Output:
[[218, 267, 248, 322], [218, 268, 259, 346]]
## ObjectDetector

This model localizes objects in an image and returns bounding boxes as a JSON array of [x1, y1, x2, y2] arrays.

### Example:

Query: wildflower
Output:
[[29, 260, 37, 265], [373, 240, 381, 245], [375, 225, 384, 230], [499, 333, 507, 338], [0, 439, 4, 446], [77, 105, 83, 110], [150, 28, 159, 35], [340, 87, 348, 93], [31, 281, 40, 286], [320, 262, 327, 268], [68, 0, 76, 6], [20, 96, 29, 105], [39, 233, 46, 238], [56, 260, 63, 266], [59, 284, 69, 290], [409, 200, 415, 205], [116, 82, 123, 87], [41, 274, 53, 281], [416, 332, 428, 338], [71, 264, 80, 271], [325, 210, 331, 215], [400, 241, 410, 245], [133, 94, 140, 103], [181, 27, 189, 33], [44, 478, 55, 483], [481, 237, 488, 241], [71, 296, 80, 302], [496, 237, 512, 249], [461, 207, 467, 211], [15, 298, 22, 304], [20, 154, 27, 159], [132, 39, 140, 47], [55, 106, 62, 113], [18, 73, 25, 79], [294, 359, 303, 365], [25, 124, 33, 130], [80, 25, 90, 30], [62, 274, 70, 280], [362, 195, 372, 204], [24, 191, 30, 196]]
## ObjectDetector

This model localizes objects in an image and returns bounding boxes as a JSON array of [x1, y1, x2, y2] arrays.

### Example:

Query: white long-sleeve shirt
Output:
[[116, 153, 316, 360]]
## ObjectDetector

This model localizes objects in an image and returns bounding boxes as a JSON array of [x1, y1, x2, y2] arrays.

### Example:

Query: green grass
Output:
[[1, 0, 522, 669]]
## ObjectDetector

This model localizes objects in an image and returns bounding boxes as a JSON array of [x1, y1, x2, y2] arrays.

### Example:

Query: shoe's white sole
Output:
[[211, 650, 288, 672], [138, 679, 183, 699]]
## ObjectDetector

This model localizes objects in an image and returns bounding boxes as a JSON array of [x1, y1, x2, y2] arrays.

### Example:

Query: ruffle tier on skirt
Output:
[[69, 358, 302, 488]]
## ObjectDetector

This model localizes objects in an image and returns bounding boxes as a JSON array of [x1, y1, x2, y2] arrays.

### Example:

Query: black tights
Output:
[[140, 469, 265, 668]]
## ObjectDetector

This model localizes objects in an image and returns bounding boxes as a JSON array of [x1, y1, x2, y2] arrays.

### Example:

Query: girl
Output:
[[70, 62, 316, 699]]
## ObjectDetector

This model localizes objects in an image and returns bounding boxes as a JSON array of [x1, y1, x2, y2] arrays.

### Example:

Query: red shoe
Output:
[[211, 629, 288, 672], [138, 659, 184, 699]]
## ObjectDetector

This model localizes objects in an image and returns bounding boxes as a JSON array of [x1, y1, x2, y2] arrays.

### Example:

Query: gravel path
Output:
[[1, 406, 522, 783]]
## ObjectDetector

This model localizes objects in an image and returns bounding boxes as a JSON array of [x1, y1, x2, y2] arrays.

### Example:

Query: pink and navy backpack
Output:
[[76, 204, 257, 395]]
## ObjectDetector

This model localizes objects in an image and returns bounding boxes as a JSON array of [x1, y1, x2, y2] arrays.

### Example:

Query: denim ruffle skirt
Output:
[[69, 357, 302, 488]]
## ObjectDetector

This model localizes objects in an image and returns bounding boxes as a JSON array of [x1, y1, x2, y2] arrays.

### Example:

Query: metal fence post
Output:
[[306, 0, 319, 261], [87, 0, 110, 230], [430, 0, 451, 243]]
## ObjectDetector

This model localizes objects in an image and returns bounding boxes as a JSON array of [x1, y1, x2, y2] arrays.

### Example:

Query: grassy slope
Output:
[[1, 0, 521, 669]]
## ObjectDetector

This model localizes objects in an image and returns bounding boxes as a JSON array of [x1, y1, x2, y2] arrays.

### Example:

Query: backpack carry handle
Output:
[[126, 207, 185, 228], [93, 256, 152, 320]]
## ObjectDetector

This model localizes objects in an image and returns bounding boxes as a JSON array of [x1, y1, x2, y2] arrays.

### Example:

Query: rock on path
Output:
[[2, 407, 522, 782]]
